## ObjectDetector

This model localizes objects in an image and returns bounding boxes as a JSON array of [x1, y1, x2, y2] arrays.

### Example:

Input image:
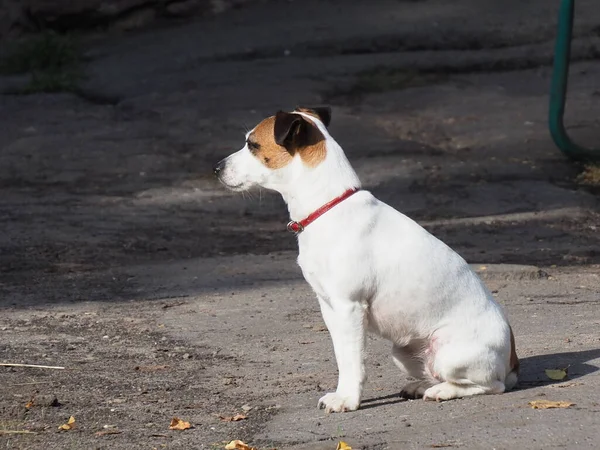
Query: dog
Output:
[[213, 106, 519, 413]]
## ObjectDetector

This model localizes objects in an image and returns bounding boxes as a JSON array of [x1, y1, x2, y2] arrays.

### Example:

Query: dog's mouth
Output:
[[216, 176, 249, 192]]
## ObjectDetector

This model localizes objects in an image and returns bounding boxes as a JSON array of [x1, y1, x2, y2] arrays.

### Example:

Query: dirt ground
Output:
[[1, 0, 600, 449]]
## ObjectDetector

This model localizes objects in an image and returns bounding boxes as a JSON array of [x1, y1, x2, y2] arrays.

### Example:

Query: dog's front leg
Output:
[[317, 297, 366, 413]]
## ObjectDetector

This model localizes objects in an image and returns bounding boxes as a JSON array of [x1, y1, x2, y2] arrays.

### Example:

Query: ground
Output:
[[1, 0, 600, 449]]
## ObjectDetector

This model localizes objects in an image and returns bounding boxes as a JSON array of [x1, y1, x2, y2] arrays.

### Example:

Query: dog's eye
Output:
[[246, 140, 260, 152]]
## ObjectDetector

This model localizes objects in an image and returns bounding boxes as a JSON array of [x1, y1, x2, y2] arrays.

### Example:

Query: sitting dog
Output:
[[213, 107, 519, 413]]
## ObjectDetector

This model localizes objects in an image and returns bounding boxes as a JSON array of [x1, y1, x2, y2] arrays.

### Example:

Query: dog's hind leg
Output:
[[423, 380, 505, 401], [422, 341, 508, 402], [392, 344, 437, 399]]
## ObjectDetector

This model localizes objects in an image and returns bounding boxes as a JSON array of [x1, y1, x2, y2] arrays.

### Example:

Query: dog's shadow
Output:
[[514, 348, 600, 390], [361, 348, 600, 409]]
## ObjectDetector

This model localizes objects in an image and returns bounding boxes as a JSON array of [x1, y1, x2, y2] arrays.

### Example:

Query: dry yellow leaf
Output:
[[219, 414, 248, 422], [169, 417, 192, 430], [545, 368, 568, 381], [224, 440, 257, 450], [529, 400, 575, 409], [58, 416, 76, 431], [336, 442, 352, 450]]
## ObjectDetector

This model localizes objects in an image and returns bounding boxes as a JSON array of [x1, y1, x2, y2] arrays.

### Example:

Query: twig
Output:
[[0, 363, 65, 370], [0, 430, 37, 435], [162, 301, 187, 309], [10, 381, 53, 386]]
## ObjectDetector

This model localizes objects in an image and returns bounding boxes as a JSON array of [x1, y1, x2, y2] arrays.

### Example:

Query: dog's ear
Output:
[[295, 106, 332, 127], [274, 111, 325, 152], [274, 111, 302, 148]]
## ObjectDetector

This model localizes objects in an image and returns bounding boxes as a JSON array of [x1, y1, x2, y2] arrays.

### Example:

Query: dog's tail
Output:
[[505, 326, 519, 391]]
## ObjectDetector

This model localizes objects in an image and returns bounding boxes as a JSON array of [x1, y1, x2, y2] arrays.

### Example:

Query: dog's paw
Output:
[[399, 380, 434, 399], [317, 392, 360, 413], [423, 382, 460, 402]]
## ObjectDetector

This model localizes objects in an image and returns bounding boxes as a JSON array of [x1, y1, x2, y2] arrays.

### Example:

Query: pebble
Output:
[[35, 394, 59, 407]]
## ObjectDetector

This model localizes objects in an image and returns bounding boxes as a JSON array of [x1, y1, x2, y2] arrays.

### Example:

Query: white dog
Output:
[[214, 107, 519, 413]]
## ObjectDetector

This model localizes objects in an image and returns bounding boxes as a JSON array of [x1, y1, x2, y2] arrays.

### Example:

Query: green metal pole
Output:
[[549, 0, 600, 162]]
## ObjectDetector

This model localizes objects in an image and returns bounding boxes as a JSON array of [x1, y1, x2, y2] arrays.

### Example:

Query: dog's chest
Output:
[[297, 243, 331, 299]]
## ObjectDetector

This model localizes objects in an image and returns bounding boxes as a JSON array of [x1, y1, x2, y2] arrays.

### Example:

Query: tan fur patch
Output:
[[300, 139, 326, 167], [249, 114, 326, 169], [249, 116, 293, 169], [509, 326, 520, 373]]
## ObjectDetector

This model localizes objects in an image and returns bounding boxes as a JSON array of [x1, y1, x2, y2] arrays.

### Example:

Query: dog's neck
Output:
[[279, 137, 361, 222]]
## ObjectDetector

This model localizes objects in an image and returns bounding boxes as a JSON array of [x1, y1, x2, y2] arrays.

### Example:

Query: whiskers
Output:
[[241, 190, 255, 201]]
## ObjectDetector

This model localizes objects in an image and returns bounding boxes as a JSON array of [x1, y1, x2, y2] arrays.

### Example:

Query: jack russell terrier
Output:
[[213, 107, 519, 413]]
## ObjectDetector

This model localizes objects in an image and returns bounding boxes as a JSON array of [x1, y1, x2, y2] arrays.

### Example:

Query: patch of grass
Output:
[[576, 164, 600, 186], [324, 67, 446, 102], [0, 31, 83, 93]]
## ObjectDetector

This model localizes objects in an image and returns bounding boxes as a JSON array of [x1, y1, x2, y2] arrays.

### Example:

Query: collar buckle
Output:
[[287, 220, 304, 234]]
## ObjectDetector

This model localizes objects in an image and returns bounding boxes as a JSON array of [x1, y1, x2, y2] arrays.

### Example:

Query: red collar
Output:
[[287, 188, 360, 234]]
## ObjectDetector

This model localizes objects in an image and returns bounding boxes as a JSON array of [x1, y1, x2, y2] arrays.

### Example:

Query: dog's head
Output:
[[213, 106, 332, 192]]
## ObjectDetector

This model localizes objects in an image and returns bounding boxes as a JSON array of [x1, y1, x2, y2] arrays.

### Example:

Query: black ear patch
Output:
[[274, 111, 302, 147], [296, 105, 332, 127], [274, 111, 325, 152]]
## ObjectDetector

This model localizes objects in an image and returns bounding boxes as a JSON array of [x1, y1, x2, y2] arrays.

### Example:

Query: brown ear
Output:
[[295, 106, 332, 127], [274, 111, 325, 152]]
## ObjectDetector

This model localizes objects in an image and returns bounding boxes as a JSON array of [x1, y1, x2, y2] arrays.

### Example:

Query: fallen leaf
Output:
[[219, 414, 247, 422], [529, 400, 575, 409], [225, 440, 257, 450], [545, 368, 568, 381], [58, 416, 76, 431], [134, 365, 169, 372], [169, 417, 192, 430], [336, 442, 352, 450], [95, 429, 122, 436], [25, 400, 34, 409]]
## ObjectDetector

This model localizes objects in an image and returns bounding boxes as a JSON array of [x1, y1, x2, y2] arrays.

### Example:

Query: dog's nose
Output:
[[213, 159, 225, 176]]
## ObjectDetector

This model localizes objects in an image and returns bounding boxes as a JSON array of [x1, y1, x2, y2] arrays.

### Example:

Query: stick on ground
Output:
[[0, 430, 37, 435], [0, 363, 65, 369]]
